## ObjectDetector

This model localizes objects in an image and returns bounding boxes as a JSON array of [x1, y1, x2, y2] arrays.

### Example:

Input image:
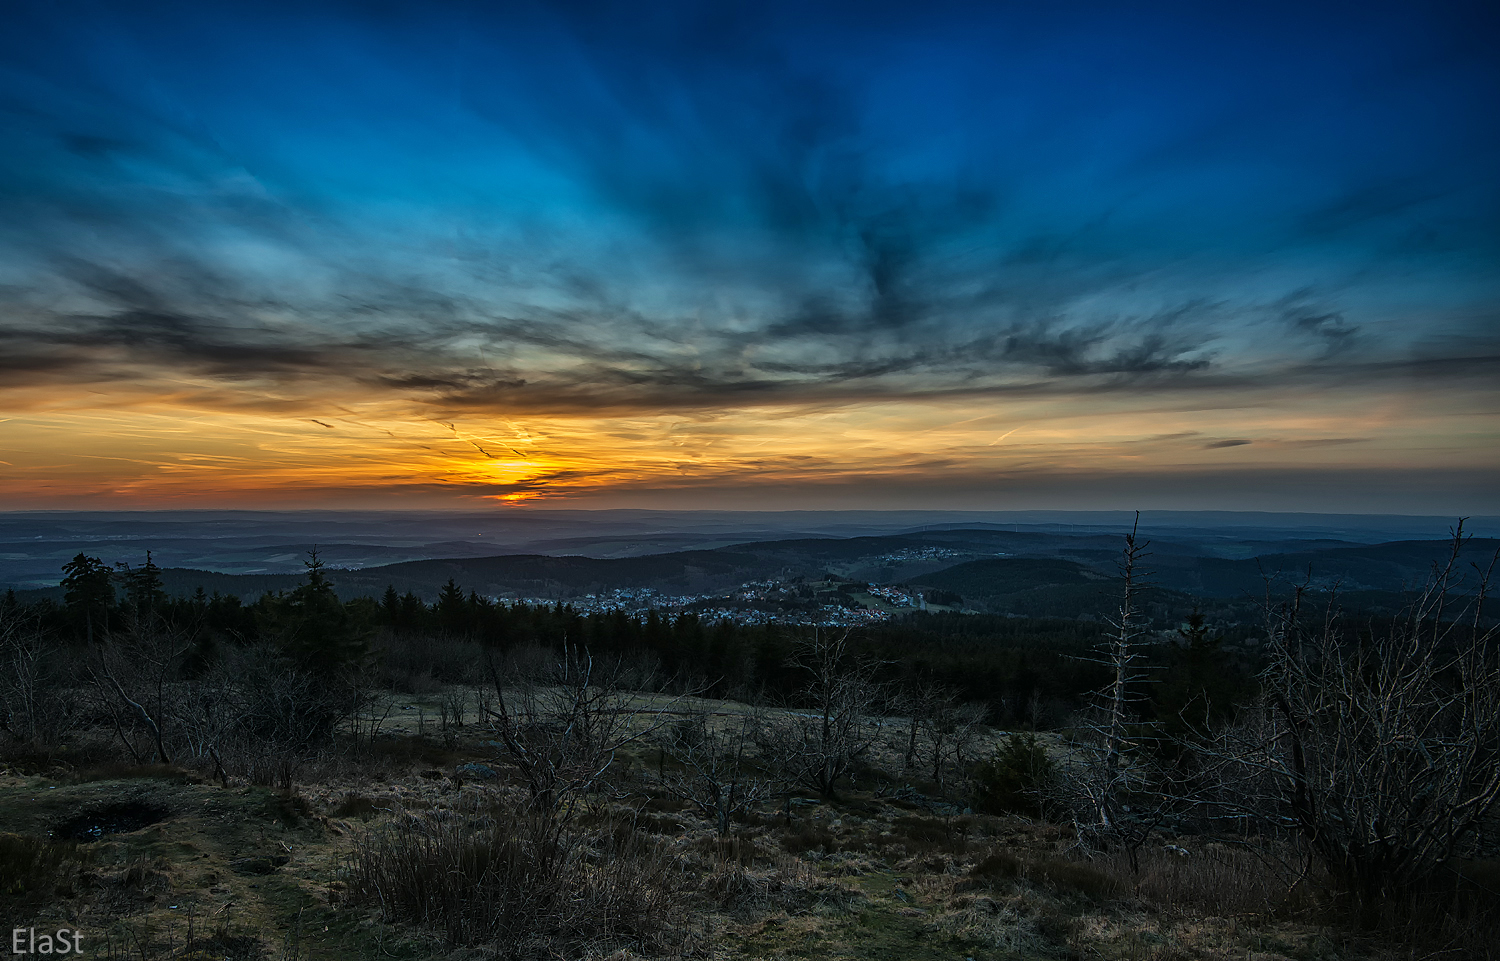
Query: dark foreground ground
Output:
[[4, 688, 1492, 961]]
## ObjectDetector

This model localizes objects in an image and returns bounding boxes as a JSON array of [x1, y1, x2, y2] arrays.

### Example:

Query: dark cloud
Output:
[[1274, 438, 1370, 448], [1300, 178, 1452, 238], [1000, 327, 1211, 377], [1275, 291, 1360, 356], [59, 134, 132, 159], [5, 246, 1496, 416], [0, 0, 1495, 424], [1204, 439, 1252, 449], [521, 464, 1500, 515]]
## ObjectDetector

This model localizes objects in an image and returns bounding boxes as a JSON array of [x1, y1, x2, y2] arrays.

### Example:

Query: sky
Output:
[[0, 0, 1496, 513]]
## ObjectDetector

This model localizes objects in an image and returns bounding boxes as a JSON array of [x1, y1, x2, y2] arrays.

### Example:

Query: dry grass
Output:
[[1091, 841, 1312, 916], [967, 849, 1127, 900], [0, 833, 90, 907], [2, 690, 1488, 961], [344, 796, 695, 958]]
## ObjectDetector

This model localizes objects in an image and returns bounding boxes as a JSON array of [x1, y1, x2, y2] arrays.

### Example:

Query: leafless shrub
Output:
[[202, 645, 364, 786], [483, 644, 671, 815], [170, 658, 251, 784], [436, 688, 468, 749], [344, 797, 690, 956], [757, 629, 885, 801], [79, 628, 364, 787], [0, 604, 78, 748], [898, 682, 987, 795], [86, 621, 192, 764], [232, 644, 360, 748], [1188, 522, 1500, 923], [343, 680, 394, 758], [659, 709, 769, 835]]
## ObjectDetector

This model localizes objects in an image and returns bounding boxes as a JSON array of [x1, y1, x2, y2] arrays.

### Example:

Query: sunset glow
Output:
[[1, 2, 1496, 512]]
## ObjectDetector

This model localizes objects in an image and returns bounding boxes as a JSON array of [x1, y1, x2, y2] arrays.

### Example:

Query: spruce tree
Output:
[[61, 553, 113, 643]]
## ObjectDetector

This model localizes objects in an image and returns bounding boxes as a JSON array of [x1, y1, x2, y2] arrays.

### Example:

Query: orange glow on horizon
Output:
[[1, 371, 1495, 511]]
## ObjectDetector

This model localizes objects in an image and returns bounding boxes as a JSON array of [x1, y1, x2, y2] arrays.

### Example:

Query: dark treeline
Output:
[[16, 549, 1259, 730]]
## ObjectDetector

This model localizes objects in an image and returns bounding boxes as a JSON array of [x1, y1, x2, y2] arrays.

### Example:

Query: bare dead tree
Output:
[[0, 602, 75, 746], [1065, 513, 1169, 864], [87, 619, 192, 764], [898, 681, 986, 794], [483, 643, 670, 815], [658, 708, 768, 835], [1101, 514, 1151, 812], [1188, 521, 1500, 921], [758, 628, 884, 801]]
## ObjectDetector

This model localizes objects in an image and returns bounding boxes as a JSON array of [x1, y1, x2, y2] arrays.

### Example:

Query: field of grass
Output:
[[4, 685, 1475, 961]]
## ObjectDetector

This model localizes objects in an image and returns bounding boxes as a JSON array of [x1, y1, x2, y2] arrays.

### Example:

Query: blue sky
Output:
[[0, 0, 1496, 511]]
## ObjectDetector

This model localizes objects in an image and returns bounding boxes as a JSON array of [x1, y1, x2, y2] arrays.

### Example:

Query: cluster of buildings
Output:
[[677, 602, 893, 628], [561, 587, 697, 612], [866, 584, 928, 609], [868, 546, 966, 564], [503, 576, 934, 627]]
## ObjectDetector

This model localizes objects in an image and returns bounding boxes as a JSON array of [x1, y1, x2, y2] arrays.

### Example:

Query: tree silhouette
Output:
[[117, 551, 166, 624], [61, 553, 113, 643], [269, 549, 367, 676]]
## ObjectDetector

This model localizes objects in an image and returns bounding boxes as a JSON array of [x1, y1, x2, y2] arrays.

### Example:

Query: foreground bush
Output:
[[344, 798, 689, 957], [1191, 527, 1500, 924], [971, 732, 1057, 818]]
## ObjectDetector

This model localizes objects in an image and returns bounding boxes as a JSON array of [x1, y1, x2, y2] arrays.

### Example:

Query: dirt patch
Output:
[[52, 801, 170, 841]]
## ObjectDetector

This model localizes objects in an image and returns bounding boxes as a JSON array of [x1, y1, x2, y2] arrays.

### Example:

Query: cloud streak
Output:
[[7, 243, 1494, 415], [0, 0, 1496, 509]]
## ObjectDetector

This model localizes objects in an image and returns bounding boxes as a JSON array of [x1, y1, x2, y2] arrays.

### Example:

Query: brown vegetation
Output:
[[0, 530, 1496, 960]]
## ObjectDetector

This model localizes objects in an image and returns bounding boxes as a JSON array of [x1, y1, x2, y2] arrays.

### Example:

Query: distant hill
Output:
[[909, 558, 1137, 618], [911, 557, 1106, 595], [904, 538, 1497, 619], [323, 549, 773, 600], [1140, 538, 1500, 597], [8, 529, 1491, 622]]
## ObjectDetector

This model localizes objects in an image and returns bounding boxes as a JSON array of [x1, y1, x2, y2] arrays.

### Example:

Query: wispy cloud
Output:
[[0, 0, 1496, 509]]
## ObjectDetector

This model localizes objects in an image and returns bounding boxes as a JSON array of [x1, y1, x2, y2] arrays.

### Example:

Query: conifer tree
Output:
[[61, 553, 113, 643], [271, 549, 367, 675]]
